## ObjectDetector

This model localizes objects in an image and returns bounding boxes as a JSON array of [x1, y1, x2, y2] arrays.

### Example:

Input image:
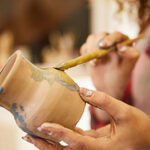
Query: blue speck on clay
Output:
[[14, 112, 19, 119], [11, 103, 36, 139], [11, 103, 32, 135], [18, 115, 25, 124], [12, 103, 17, 111], [14, 112, 25, 125], [20, 105, 24, 111], [0, 87, 3, 94]]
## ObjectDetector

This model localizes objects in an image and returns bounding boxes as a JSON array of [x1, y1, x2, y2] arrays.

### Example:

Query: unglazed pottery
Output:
[[0, 50, 85, 141], [0, 35, 142, 141]]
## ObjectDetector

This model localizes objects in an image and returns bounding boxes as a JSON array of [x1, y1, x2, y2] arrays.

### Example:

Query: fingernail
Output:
[[22, 136, 28, 142], [118, 45, 127, 52], [97, 40, 102, 48], [80, 88, 93, 97], [37, 127, 53, 136], [60, 140, 68, 146], [22, 136, 33, 143], [98, 41, 107, 48], [37, 127, 42, 132], [89, 60, 96, 66]]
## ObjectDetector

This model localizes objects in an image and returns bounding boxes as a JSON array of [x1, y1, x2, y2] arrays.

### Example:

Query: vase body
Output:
[[0, 51, 85, 141]]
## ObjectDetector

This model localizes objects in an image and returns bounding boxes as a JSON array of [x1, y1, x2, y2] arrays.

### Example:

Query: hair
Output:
[[116, 0, 150, 32]]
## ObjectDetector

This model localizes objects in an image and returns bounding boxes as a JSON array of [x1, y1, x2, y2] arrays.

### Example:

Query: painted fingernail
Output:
[[22, 136, 33, 143], [37, 127, 53, 135], [22, 136, 28, 142], [80, 88, 93, 97], [97, 40, 102, 48], [89, 60, 96, 66], [118, 45, 127, 52], [98, 41, 107, 48], [60, 141, 68, 146], [37, 127, 42, 132]]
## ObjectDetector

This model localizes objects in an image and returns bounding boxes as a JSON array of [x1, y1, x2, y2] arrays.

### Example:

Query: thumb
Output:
[[80, 88, 130, 122]]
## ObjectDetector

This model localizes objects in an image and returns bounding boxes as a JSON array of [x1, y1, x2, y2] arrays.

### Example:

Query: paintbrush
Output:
[[54, 34, 144, 71]]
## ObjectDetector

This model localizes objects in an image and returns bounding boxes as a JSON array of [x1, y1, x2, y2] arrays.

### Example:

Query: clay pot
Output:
[[0, 50, 85, 141]]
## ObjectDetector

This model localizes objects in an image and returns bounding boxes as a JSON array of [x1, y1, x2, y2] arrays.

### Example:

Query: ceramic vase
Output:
[[0, 50, 85, 141]]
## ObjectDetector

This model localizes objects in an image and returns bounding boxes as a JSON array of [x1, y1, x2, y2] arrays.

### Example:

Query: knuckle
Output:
[[113, 31, 125, 37], [132, 48, 140, 58], [123, 105, 132, 117], [57, 129, 65, 139], [113, 31, 128, 41], [75, 140, 86, 150], [99, 92, 108, 104], [117, 105, 132, 121], [92, 91, 108, 107], [126, 47, 140, 60], [97, 32, 108, 38], [80, 44, 86, 54], [101, 35, 114, 46], [113, 31, 122, 35]]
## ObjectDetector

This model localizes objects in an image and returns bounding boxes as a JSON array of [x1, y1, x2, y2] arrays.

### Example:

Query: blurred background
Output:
[[0, 0, 140, 149]]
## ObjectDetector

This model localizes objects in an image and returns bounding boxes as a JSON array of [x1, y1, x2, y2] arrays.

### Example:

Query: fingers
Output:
[[80, 88, 131, 122], [86, 32, 108, 45], [75, 127, 100, 138], [22, 134, 63, 150], [80, 43, 87, 55], [118, 45, 140, 60], [74, 127, 85, 134], [117, 45, 140, 73], [96, 125, 111, 138], [99, 31, 128, 48], [75, 126, 111, 138], [80, 32, 108, 55], [80, 32, 109, 66], [80, 31, 129, 67], [38, 123, 94, 150]]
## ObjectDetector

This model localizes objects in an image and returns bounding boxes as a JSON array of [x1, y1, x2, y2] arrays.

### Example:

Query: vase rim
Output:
[[0, 50, 22, 88]]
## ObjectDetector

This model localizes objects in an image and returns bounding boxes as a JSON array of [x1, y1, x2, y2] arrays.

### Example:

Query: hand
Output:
[[80, 31, 140, 124], [80, 31, 140, 99], [22, 134, 64, 150], [23, 88, 150, 150]]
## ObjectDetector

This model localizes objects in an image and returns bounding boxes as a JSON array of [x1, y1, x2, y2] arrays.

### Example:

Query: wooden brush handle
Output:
[[55, 34, 143, 71]]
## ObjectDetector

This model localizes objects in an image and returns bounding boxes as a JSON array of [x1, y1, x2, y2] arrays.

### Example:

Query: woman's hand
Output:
[[22, 134, 64, 150], [23, 88, 150, 150], [80, 31, 140, 99], [80, 31, 140, 124]]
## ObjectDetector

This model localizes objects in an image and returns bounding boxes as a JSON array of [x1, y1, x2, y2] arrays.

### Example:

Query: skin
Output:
[[21, 31, 150, 149], [23, 88, 150, 150], [80, 31, 140, 123], [80, 31, 140, 99], [132, 51, 150, 116], [131, 26, 150, 116]]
